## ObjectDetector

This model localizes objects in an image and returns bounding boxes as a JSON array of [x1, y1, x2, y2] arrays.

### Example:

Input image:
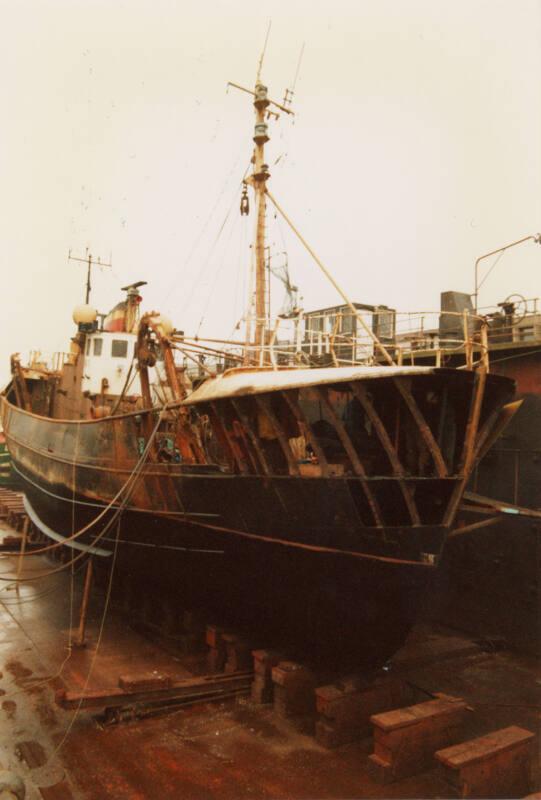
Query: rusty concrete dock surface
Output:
[[0, 518, 540, 799]]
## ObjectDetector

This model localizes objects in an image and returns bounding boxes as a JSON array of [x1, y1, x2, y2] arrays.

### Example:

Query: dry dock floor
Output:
[[0, 521, 539, 799]]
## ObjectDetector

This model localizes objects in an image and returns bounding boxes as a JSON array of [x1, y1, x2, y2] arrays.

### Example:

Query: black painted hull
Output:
[[22, 470, 431, 668], [1, 365, 515, 668]]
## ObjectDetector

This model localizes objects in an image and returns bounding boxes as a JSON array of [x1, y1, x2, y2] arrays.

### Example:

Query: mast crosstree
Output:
[[228, 78, 294, 362]]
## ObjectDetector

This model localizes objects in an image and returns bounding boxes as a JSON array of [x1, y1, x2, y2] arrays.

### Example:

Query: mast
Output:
[[68, 249, 112, 305], [248, 82, 271, 360], [228, 66, 294, 362]]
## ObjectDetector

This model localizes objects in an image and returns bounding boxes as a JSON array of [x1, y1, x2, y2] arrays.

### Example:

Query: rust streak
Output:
[[393, 378, 448, 477], [443, 369, 487, 527], [350, 382, 421, 525], [254, 395, 300, 476], [209, 402, 249, 474], [281, 390, 330, 478], [315, 386, 383, 526], [230, 399, 272, 476]]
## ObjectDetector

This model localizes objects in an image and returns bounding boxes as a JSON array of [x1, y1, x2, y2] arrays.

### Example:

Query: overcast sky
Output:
[[1, 0, 540, 384]]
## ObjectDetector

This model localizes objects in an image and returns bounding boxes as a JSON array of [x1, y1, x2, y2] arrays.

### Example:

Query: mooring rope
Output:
[[0, 407, 167, 581]]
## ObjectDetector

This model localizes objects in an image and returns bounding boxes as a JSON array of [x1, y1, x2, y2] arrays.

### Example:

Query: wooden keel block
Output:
[[315, 675, 408, 749], [222, 633, 253, 674], [271, 661, 317, 731], [205, 625, 227, 673], [368, 694, 467, 783], [435, 725, 535, 799], [205, 624, 224, 649], [118, 673, 172, 692], [251, 650, 283, 704]]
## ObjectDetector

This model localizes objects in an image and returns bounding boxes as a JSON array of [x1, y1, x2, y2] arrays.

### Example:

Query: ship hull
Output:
[[1, 366, 516, 667], [21, 467, 431, 668]]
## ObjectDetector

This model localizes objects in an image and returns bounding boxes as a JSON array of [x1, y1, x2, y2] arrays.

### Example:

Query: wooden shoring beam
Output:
[[56, 671, 253, 711], [281, 390, 330, 478], [350, 382, 421, 526], [254, 395, 300, 476], [207, 403, 239, 472], [393, 378, 448, 478], [315, 386, 383, 527], [443, 368, 487, 527], [209, 402, 249, 474], [447, 516, 502, 539], [472, 402, 502, 463], [76, 556, 94, 647], [460, 369, 487, 476], [473, 399, 523, 464], [230, 399, 272, 476], [463, 490, 541, 520]]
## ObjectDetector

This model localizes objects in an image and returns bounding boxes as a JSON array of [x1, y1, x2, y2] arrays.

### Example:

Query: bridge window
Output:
[[111, 339, 128, 358], [93, 338, 103, 357]]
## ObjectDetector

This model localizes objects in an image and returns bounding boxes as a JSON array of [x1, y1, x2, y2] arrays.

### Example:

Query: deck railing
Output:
[[175, 307, 496, 376]]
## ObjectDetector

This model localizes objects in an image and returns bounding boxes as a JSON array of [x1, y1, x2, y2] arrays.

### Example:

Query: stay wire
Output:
[[179, 161, 251, 319], [477, 249, 506, 292], [48, 515, 123, 764], [0, 413, 164, 702], [2, 408, 166, 562], [162, 145, 249, 305], [0, 408, 166, 582], [195, 205, 241, 336]]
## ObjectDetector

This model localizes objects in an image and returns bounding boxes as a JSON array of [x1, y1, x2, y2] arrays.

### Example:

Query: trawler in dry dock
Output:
[[0, 72, 517, 667]]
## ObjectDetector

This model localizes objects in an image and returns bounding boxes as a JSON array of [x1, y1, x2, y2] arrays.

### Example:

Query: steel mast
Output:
[[248, 82, 271, 360], [228, 69, 294, 363]]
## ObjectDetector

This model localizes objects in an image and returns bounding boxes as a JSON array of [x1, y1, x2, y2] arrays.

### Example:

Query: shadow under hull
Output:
[[23, 476, 431, 670]]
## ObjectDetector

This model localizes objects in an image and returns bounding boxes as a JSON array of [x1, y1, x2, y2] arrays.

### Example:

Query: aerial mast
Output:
[[228, 25, 295, 362], [68, 249, 112, 305], [250, 82, 271, 359]]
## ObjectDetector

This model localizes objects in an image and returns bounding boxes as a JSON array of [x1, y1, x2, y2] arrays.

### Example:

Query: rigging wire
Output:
[[0, 560, 89, 702], [291, 42, 305, 92], [162, 146, 249, 307], [195, 204, 241, 336], [0, 429, 89, 701], [256, 21, 272, 82], [179, 160, 252, 320], [0, 409, 166, 580], [109, 357, 137, 416], [47, 516, 123, 765], [229, 211, 248, 338], [0, 564, 86, 606], [477, 249, 507, 293]]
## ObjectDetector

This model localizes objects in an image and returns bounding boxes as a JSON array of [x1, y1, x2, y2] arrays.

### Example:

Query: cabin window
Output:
[[341, 314, 355, 335], [111, 339, 128, 358], [518, 326, 534, 342], [93, 338, 103, 357], [306, 316, 324, 333]]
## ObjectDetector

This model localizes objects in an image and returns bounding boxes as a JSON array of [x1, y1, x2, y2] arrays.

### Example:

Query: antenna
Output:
[[283, 42, 305, 110], [68, 248, 112, 305], [256, 21, 272, 82], [227, 43, 296, 363]]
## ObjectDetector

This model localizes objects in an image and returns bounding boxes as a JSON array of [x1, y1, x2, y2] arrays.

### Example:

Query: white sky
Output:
[[1, 0, 540, 384]]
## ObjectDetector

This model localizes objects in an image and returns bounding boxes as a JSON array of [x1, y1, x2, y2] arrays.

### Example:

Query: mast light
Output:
[[254, 123, 269, 144]]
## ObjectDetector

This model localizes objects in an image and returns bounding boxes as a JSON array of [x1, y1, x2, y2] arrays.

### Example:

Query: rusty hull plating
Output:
[[1, 355, 515, 667]]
